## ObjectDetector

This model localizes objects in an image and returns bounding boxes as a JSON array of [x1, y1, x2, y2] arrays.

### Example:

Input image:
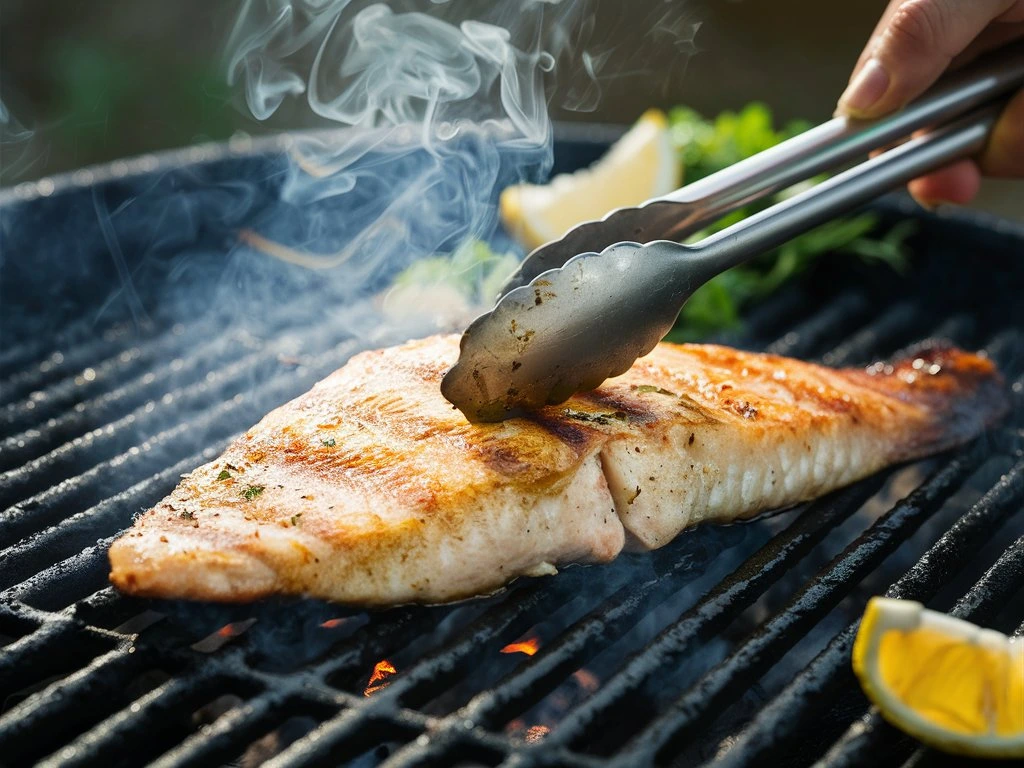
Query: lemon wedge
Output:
[[852, 597, 1024, 758], [499, 109, 681, 251]]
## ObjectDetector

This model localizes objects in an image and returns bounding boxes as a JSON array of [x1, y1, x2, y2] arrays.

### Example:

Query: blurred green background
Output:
[[0, 0, 1020, 218]]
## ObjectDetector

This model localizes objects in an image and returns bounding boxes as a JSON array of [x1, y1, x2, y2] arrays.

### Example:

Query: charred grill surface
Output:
[[1, 137, 1023, 767]]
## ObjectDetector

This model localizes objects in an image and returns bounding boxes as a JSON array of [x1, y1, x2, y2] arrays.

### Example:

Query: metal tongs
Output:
[[442, 45, 1024, 423]]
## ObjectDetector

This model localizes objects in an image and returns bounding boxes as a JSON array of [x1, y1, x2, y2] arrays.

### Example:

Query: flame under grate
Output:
[[2, 136, 1024, 768]]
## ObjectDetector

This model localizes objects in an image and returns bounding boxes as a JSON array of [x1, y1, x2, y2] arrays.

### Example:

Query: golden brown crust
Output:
[[108, 335, 1006, 604]]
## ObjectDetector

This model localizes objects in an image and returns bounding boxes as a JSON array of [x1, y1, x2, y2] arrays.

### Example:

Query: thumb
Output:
[[837, 0, 1016, 118]]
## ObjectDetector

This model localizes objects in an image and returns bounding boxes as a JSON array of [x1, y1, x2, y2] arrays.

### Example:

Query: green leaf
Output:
[[670, 274, 744, 341], [631, 385, 677, 396], [563, 409, 628, 425]]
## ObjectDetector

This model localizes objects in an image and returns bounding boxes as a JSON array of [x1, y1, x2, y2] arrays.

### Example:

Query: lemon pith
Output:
[[853, 597, 1024, 758]]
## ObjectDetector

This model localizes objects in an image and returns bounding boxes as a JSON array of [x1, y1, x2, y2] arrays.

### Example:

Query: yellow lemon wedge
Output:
[[852, 597, 1024, 758], [499, 109, 681, 251]]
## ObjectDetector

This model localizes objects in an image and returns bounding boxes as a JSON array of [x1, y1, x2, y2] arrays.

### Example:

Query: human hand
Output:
[[836, 0, 1024, 206]]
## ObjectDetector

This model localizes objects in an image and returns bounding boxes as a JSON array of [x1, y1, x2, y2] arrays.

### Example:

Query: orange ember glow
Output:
[[321, 618, 346, 629], [500, 637, 540, 656], [217, 623, 246, 638], [364, 659, 397, 696], [573, 669, 599, 693], [525, 725, 551, 743], [190, 618, 257, 653]]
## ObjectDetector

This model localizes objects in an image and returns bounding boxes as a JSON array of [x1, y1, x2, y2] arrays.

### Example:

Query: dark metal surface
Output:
[[1, 130, 1023, 768]]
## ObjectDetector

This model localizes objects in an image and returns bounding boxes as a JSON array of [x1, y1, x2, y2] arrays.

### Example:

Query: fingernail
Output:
[[838, 58, 890, 116]]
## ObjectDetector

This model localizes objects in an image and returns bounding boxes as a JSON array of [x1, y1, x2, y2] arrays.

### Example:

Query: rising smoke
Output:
[[0, 95, 37, 185], [224, 0, 572, 286]]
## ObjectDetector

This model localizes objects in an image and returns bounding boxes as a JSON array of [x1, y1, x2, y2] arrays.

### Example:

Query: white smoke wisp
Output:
[[223, 0, 574, 309], [555, 4, 702, 113], [0, 95, 38, 184]]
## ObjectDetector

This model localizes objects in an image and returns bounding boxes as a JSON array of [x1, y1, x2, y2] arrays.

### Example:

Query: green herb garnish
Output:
[[242, 485, 265, 501], [632, 385, 677, 396], [291, 513, 302, 527], [321, 438, 336, 447], [216, 469, 232, 481], [564, 409, 628, 425], [179, 509, 195, 520]]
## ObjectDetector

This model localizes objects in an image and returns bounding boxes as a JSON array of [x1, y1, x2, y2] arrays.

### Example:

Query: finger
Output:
[[848, 0, 908, 84], [837, 0, 1017, 119], [979, 86, 1024, 177], [847, 4, 1024, 85], [907, 159, 982, 206]]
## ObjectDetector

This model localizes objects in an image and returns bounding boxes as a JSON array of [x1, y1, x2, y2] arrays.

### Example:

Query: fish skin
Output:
[[108, 335, 1006, 604]]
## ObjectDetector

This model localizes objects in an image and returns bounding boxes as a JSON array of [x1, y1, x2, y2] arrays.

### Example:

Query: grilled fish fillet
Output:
[[109, 335, 1005, 604]]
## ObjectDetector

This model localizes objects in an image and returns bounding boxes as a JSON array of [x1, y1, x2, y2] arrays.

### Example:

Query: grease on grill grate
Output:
[[2, 206, 1024, 768]]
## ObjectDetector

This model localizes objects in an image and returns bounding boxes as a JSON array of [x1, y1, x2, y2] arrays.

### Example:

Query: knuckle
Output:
[[885, 0, 949, 57]]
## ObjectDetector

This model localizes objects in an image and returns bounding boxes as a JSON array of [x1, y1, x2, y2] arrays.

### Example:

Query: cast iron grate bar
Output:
[[0, 274, 360, 412], [0, 322, 154, 407], [36, 673, 255, 768], [0, 332, 364, 510], [762, 291, 871, 359], [262, 567, 626, 764], [0, 646, 153, 761], [0, 297, 373, 464], [0, 443, 225, 554], [148, 694, 297, 768], [0, 335, 268, 470]]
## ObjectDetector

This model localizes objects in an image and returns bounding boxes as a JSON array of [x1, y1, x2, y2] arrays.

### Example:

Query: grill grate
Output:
[[2, 134, 1024, 767]]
